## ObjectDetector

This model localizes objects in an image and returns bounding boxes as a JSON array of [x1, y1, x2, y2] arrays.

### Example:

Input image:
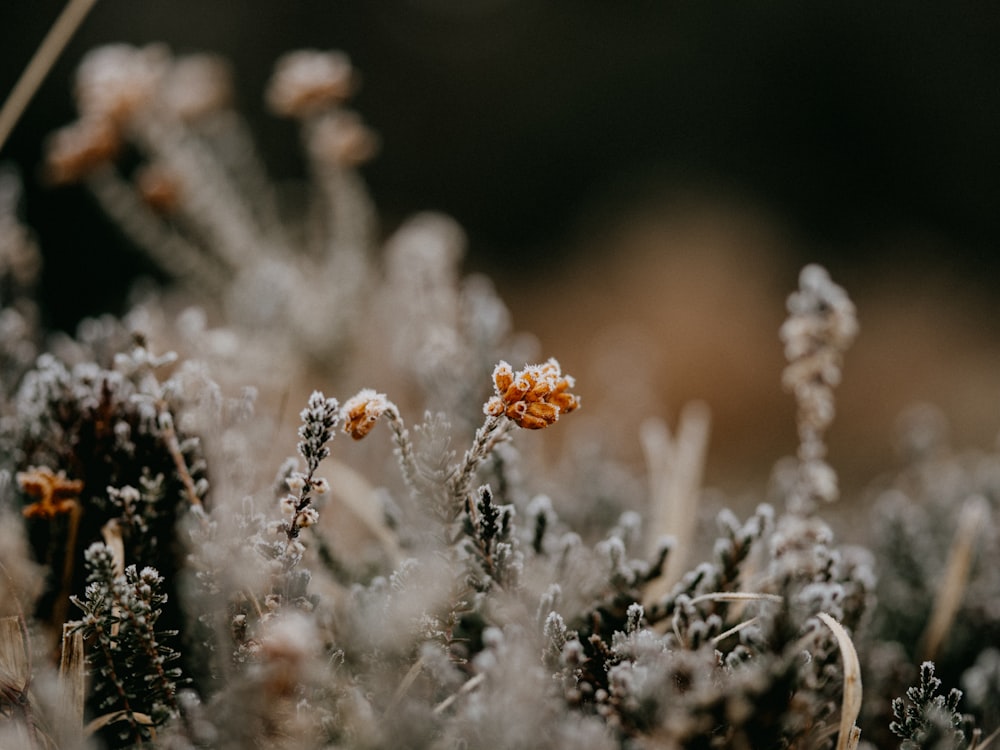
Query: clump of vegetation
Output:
[[1, 38, 998, 750]]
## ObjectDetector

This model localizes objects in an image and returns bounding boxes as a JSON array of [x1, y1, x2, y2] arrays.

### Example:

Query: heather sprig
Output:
[[279, 390, 338, 546], [70, 541, 182, 746], [780, 264, 857, 512], [891, 661, 975, 750], [461, 484, 521, 591]]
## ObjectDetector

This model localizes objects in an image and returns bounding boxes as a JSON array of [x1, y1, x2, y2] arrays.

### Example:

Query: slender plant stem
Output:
[[0, 0, 100, 152]]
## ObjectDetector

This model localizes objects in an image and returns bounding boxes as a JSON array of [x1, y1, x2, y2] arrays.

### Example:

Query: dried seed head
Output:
[[74, 44, 167, 126], [162, 54, 234, 122], [279, 495, 298, 517], [309, 111, 379, 167], [341, 388, 390, 440], [486, 359, 580, 429], [44, 118, 121, 185], [297, 507, 320, 528], [266, 50, 355, 119]]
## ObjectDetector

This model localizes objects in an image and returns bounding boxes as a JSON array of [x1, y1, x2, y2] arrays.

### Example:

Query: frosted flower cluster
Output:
[[485, 358, 581, 429]]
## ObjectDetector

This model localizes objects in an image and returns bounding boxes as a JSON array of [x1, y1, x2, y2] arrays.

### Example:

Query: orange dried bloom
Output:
[[44, 118, 121, 185], [17, 466, 83, 520], [485, 359, 580, 429], [341, 388, 390, 440]]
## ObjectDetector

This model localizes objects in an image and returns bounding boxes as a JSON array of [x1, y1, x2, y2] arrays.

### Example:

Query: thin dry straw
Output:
[[59, 624, 85, 729], [919, 495, 989, 662], [433, 672, 485, 715], [641, 402, 710, 596], [818, 612, 862, 750], [0, 0, 100, 152]]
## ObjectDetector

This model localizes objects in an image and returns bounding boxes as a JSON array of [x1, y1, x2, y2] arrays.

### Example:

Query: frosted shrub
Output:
[[0, 42, 997, 750]]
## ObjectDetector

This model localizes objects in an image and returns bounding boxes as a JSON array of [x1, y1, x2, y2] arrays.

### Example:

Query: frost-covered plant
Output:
[[1, 38, 998, 750], [70, 542, 182, 745], [890, 662, 974, 750]]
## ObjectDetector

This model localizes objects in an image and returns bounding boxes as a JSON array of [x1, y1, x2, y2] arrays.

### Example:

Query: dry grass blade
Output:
[[919, 495, 989, 662], [322, 459, 402, 565], [0, 615, 29, 689], [385, 656, 423, 716], [59, 623, 85, 729], [689, 592, 783, 606], [84, 710, 155, 736], [0, 0, 99, 152], [641, 402, 711, 596], [433, 672, 485, 716], [101, 518, 126, 577], [972, 727, 1000, 750], [818, 612, 862, 750], [0, 614, 39, 748], [711, 616, 760, 645]]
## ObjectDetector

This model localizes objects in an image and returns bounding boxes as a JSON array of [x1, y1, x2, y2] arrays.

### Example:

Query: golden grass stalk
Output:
[[0, 0, 99, 152], [59, 623, 85, 730], [818, 612, 862, 750], [0, 615, 38, 748], [641, 401, 711, 599], [0, 616, 29, 690], [433, 672, 485, 716], [919, 495, 989, 662]]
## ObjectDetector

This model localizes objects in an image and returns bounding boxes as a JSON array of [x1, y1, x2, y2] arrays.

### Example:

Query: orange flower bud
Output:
[[341, 388, 389, 440]]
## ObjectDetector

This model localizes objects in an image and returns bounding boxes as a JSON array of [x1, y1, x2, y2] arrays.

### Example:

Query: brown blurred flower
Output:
[[74, 44, 167, 126], [162, 54, 234, 122], [485, 359, 580, 429], [44, 118, 120, 185], [266, 50, 356, 119], [309, 111, 380, 167]]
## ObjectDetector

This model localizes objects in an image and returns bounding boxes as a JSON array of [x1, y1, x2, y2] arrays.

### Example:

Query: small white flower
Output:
[[297, 507, 319, 528]]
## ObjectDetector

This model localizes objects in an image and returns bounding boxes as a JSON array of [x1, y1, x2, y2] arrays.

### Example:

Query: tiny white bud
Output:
[[298, 507, 320, 527]]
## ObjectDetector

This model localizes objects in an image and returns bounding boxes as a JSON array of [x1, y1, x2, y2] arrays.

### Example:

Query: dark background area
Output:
[[2, 0, 999, 331]]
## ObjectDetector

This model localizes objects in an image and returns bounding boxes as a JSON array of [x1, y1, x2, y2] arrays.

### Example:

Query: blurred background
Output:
[[3, 0, 1000, 493]]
